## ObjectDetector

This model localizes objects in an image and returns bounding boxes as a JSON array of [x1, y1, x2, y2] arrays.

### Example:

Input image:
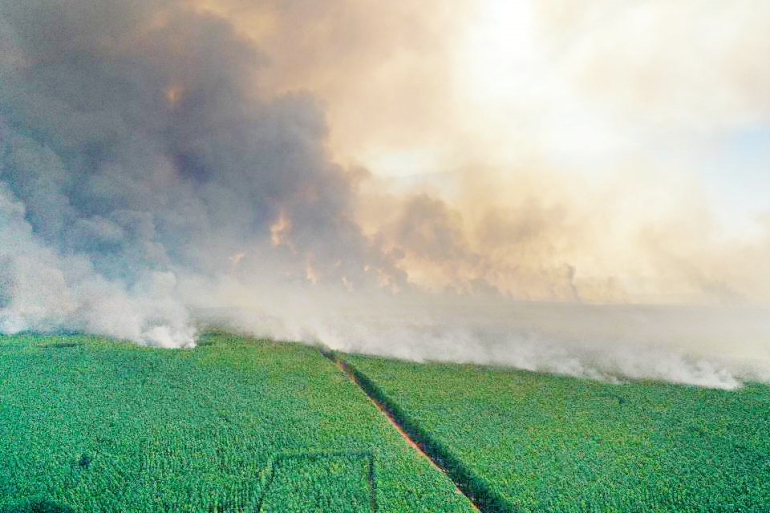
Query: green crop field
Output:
[[4, 332, 769, 513], [345, 355, 770, 512], [0, 334, 474, 512]]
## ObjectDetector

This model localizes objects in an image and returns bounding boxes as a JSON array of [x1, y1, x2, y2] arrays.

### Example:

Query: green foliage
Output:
[[259, 452, 374, 513], [347, 355, 770, 513], [0, 334, 473, 512]]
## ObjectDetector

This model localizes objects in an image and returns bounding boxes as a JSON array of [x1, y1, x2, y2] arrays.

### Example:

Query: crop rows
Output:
[[257, 451, 375, 512], [326, 352, 506, 512], [0, 334, 474, 512], [347, 354, 770, 512]]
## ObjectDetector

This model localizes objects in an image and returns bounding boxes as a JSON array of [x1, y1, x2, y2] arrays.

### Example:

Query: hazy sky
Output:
[[2, 0, 769, 307], [1, 0, 769, 384], [201, 0, 769, 218], [196, 0, 770, 302]]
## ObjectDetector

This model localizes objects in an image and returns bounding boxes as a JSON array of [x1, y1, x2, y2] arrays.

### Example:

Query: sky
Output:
[[214, 1, 769, 181], [0, 0, 768, 386], [190, 0, 770, 303]]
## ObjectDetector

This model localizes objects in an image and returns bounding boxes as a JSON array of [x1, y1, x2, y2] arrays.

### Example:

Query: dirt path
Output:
[[322, 351, 482, 512]]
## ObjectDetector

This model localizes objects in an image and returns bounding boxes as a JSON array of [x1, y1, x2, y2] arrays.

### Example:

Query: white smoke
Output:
[[193, 283, 770, 389], [0, 0, 768, 389], [0, 182, 194, 346]]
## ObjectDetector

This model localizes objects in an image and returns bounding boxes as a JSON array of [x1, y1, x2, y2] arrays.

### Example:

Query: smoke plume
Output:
[[1, 0, 769, 388]]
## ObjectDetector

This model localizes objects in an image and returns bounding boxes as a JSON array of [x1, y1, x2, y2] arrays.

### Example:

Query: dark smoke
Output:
[[0, 0, 395, 345], [1, 1, 768, 388]]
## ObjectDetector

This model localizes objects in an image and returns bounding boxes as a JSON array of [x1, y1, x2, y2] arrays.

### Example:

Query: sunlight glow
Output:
[[460, 0, 538, 104]]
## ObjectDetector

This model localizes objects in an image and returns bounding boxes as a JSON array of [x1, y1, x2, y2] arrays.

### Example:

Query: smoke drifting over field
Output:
[[0, 0, 391, 346], [1, 0, 769, 387]]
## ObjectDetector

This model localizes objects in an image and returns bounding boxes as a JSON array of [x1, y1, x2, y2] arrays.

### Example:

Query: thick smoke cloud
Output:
[[1, 0, 768, 388], [0, 0, 393, 345], [358, 166, 770, 305]]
